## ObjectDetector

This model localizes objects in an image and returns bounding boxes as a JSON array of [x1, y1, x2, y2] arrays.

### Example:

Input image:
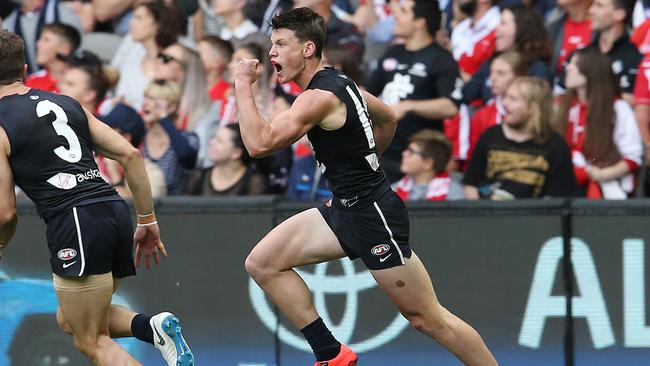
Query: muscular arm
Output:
[[86, 109, 165, 267], [362, 90, 396, 156], [86, 109, 153, 216], [0, 127, 17, 249], [235, 80, 331, 158]]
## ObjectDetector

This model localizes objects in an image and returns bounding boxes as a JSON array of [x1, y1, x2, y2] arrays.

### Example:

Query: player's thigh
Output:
[[249, 208, 345, 270], [54, 272, 114, 338], [370, 251, 443, 316]]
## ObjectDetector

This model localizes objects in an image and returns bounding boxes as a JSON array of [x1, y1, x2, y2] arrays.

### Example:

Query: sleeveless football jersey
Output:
[[0, 89, 120, 221], [306, 68, 387, 200]]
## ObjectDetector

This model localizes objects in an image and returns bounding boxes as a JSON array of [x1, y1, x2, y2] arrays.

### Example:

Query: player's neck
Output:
[[0, 82, 30, 99], [295, 60, 325, 90]]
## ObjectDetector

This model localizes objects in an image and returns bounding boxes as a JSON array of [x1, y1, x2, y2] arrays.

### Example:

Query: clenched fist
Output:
[[234, 58, 263, 85]]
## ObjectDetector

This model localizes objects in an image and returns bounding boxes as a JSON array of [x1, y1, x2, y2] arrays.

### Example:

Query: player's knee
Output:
[[407, 313, 453, 341], [245, 252, 264, 278]]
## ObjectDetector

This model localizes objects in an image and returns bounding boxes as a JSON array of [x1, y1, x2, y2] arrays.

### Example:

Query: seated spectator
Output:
[[142, 80, 199, 195], [365, 0, 459, 182], [186, 124, 268, 195], [3, 0, 83, 72], [154, 42, 212, 131], [26, 22, 80, 92], [464, 77, 576, 199], [635, 57, 650, 172], [101, 103, 168, 198], [394, 129, 456, 201], [457, 5, 553, 106], [451, 0, 500, 79], [557, 48, 643, 199], [111, 1, 182, 110], [467, 51, 527, 160], [286, 150, 332, 201], [57, 50, 109, 113], [198, 35, 234, 107]]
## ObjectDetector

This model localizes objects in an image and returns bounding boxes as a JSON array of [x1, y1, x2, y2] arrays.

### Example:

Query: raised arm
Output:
[[85, 108, 167, 268], [0, 127, 17, 257], [234, 59, 332, 157], [362, 90, 396, 156]]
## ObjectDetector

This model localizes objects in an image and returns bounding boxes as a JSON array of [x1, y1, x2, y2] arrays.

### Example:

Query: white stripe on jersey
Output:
[[72, 207, 86, 276], [373, 202, 405, 265]]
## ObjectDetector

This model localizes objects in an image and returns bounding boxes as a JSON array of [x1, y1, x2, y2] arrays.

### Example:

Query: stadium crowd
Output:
[[1, 0, 649, 201]]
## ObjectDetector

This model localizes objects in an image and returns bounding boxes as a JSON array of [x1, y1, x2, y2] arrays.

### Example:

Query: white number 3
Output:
[[36, 100, 82, 163]]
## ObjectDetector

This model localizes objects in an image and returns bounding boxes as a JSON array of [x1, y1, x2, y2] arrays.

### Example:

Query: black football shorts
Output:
[[46, 200, 136, 278], [317, 187, 412, 270]]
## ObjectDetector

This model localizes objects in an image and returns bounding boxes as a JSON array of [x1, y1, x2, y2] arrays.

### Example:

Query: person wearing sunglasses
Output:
[[393, 129, 456, 201]]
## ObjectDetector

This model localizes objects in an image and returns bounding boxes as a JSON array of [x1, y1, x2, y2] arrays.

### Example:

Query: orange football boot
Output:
[[313, 345, 357, 366]]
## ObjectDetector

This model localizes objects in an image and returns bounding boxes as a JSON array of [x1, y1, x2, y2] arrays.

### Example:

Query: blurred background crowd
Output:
[[1, 0, 649, 202]]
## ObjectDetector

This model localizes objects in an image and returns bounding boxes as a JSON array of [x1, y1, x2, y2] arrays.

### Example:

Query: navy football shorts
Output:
[[46, 200, 136, 278], [317, 187, 412, 270]]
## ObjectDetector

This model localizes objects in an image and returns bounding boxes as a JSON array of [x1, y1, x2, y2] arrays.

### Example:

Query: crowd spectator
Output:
[[366, 0, 459, 182], [466, 50, 527, 161], [197, 35, 233, 106], [577, 0, 641, 103], [450, 0, 500, 79], [546, 0, 593, 76], [3, 0, 83, 72], [111, 1, 182, 110], [141, 80, 199, 195], [25, 22, 81, 92], [186, 124, 267, 195], [57, 50, 109, 112], [323, 44, 363, 85], [634, 58, 650, 169], [556, 48, 642, 198], [464, 77, 576, 199], [393, 129, 458, 201], [456, 5, 553, 106]]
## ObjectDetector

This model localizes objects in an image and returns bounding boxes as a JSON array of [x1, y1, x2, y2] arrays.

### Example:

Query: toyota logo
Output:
[[249, 258, 409, 353]]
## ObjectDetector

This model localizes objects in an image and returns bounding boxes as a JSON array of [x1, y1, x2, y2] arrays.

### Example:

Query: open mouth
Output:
[[271, 61, 283, 74]]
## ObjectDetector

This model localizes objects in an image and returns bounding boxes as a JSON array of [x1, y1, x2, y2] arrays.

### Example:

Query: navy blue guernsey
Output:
[[306, 68, 388, 201], [0, 89, 120, 222]]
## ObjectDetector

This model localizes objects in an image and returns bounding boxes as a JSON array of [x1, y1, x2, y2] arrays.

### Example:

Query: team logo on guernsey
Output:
[[57, 248, 77, 260], [371, 244, 391, 256], [47, 172, 78, 190]]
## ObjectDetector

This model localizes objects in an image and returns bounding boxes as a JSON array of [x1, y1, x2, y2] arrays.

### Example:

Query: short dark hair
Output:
[[270, 7, 325, 59], [0, 31, 25, 85], [42, 22, 81, 52], [413, 0, 441, 37], [409, 129, 452, 174]]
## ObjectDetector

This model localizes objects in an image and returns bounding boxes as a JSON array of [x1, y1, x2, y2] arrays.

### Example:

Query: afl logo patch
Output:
[[57, 248, 77, 261], [371, 244, 390, 256]]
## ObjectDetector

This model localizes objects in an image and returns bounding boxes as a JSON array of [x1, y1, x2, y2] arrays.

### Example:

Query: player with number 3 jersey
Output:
[[0, 30, 193, 366]]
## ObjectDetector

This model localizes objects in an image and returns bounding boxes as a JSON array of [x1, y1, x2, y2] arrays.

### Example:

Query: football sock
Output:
[[300, 317, 341, 361], [131, 313, 154, 344]]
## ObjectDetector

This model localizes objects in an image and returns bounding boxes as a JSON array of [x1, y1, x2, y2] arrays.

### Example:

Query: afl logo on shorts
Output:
[[57, 248, 78, 261], [371, 244, 390, 256]]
